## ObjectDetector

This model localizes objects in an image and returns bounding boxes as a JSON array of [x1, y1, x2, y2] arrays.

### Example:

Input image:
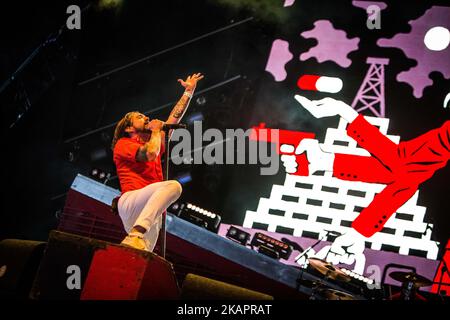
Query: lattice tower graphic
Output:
[[351, 57, 389, 118], [243, 115, 440, 260]]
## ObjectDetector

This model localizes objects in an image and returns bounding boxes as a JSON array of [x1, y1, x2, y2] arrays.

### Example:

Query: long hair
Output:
[[111, 111, 137, 150]]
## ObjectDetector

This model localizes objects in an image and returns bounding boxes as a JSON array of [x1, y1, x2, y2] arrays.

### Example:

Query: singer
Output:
[[111, 73, 204, 251]]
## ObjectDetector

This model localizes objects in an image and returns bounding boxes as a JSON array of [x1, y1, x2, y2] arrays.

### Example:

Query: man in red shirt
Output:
[[112, 73, 203, 251]]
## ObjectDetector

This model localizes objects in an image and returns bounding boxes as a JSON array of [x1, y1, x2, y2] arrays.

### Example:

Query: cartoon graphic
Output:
[[300, 20, 360, 68], [244, 94, 443, 274], [297, 75, 343, 94], [352, 1, 387, 11], [431, 239, 450, 296], [283, 0, 295, 7], [444, 92, 450, 109], [377, 6, 450, 98], [289, 95, 449, 236], [255, 0, 447, 277], [244, 108, 440, 273], [265, 39, 294, 82], [280, 95, 448, 270], [351, 58, 389, 117], [249, 123, 315, 176]]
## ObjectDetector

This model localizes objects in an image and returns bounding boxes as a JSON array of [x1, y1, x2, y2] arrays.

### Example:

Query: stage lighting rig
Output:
[[89, 168, 111, 184], [169, 202, 221, 233], [340, 267, 376, 286]]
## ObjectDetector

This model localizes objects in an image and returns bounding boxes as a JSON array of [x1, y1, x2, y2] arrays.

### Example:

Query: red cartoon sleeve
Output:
[[352, 181, 418, 237], [347, 115, 400, 171], [399, 120, 450, 161], [333, 153, 394, 184]]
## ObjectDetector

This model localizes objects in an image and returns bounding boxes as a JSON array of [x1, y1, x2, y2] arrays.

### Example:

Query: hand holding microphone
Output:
[[147, 120, 186, 132], [162, 123, 187, 130]]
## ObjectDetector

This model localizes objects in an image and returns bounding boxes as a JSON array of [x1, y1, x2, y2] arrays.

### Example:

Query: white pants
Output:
[[118, 180, 182, 252]]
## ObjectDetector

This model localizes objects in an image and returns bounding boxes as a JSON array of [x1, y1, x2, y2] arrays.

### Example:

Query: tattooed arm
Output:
[[136, 120, 164, 162], [166, 73, 204, 124]]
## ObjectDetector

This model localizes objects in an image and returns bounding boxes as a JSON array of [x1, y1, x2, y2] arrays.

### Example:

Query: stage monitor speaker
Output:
[[80, 245, 179, 300], [30, 231, 97, 300], [0, 239, 46, 298], [30, 230, 179, 300], [180, 273, 273, 300]]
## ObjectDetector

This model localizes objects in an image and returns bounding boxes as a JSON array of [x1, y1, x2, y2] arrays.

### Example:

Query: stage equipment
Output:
[[225, 226, 251, 246], [250, 232, 292, 260], [169, 202, 222, 233]]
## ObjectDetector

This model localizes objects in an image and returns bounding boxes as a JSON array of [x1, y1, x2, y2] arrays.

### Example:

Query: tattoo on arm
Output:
[[170, 94, 190, 119], [136, 146, 148, 162], [135, 131, 161, 162]]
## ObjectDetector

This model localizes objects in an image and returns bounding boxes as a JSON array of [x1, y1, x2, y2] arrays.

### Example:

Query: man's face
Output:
[[128, 112, 150, 134]]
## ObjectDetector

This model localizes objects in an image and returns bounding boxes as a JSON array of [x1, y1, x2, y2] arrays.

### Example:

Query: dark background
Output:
[[1, 0, 449, 257]]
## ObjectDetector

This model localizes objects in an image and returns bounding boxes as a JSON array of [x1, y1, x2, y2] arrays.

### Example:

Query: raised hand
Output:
[[178, 73, 204, 91], [294, 95, 358, 122]]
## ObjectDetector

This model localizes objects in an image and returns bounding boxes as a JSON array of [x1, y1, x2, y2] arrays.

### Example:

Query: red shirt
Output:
[[113, 136, 165, 194]]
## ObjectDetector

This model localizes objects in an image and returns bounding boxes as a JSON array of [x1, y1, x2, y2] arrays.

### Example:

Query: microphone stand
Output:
[[159, 128, 171, 259], [159, 124, 187, 259], [295, 230, 338, 265], [294, 230, 338, 293]]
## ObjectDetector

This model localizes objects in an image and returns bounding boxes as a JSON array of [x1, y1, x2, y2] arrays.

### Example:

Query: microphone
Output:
[[162, 123, 187, 130]]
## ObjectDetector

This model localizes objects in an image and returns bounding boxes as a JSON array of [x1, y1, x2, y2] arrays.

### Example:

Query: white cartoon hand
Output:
[[294, 95, 358, 122], [280, 144, 298, 174], [296, 139, 334, 173], [326, 229, 367, 274]]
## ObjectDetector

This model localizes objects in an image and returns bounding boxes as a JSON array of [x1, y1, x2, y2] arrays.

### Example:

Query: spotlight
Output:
[[89, 168, 111, 184], [340, 268, 375, 285], [168, 202, 221, 233], [226, 226, 251, 246], [90, 168, 99, 177]]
